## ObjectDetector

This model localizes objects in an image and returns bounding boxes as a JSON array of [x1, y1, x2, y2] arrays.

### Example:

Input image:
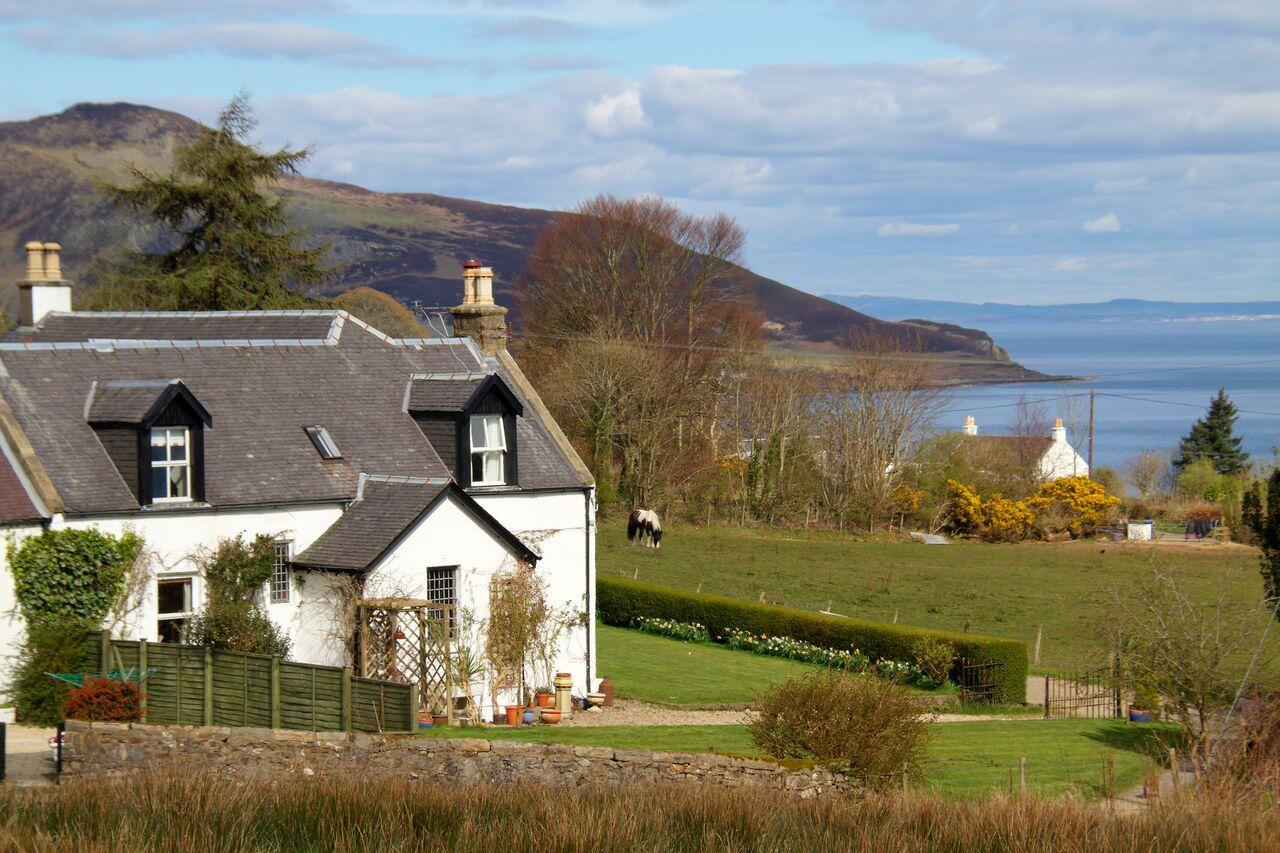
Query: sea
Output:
[[943, 318, 1280, 471]]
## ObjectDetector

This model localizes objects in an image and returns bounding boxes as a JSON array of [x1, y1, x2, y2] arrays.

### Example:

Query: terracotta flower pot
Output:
[[540, 708, 561, 724], [505, 705, 523, 726], [431, 714, 448, 727], [535, 693, 554, 708]]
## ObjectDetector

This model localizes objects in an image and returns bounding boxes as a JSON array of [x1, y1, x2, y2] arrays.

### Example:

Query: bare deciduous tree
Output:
[[1127, 450, 1172, 498], [814, 332, 950, 531]]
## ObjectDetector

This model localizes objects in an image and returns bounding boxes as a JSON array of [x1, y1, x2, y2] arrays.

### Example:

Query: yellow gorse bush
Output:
[[944, 476, 1120, 542]]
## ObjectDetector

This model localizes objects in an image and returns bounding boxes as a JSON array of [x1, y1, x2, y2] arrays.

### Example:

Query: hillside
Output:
[[0, 103, 1045, 379], [830, 294, 1280, 325]]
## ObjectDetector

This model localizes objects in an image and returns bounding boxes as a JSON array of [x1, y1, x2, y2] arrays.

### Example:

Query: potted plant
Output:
[[534, 687, 555, 708], [504, 704, 523, 726]]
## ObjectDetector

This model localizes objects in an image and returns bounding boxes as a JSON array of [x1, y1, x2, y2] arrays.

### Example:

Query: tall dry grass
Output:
[[0, 772, 1277, 852]]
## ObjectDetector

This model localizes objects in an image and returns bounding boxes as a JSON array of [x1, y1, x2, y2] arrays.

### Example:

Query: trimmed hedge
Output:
[[598, 576, 1028, 704]]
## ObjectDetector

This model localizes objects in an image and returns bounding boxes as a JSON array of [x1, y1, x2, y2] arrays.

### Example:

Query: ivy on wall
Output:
[[5, 527, 144, 725], [7, 528, 143, 627]]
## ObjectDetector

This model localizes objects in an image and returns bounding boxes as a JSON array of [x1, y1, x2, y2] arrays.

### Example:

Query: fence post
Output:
[[1019, 757, 1027, 796], [341, 667, 352, 733], [203, 646, 214, 726], [1, 721, 6, 782], [408, 683, 420, 732], [176, 645, 183, 725], [99, 631, 111, 677], [1169, 748, 1179, 790], [1033, 625, 1042, 667], [1043, 674, 1050, 719], [138, 639, 148, 724], [270, 657, 281, 730]]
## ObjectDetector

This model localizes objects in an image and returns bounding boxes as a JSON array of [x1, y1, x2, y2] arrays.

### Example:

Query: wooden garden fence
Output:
[[81, 631, 416, 733]]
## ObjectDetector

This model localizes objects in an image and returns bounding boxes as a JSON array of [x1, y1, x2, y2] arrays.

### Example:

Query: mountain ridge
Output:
[[0, 102, 1046, 383]]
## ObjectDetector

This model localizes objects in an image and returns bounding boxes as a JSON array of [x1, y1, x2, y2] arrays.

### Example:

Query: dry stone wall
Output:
[[62, 721, 852, 798]]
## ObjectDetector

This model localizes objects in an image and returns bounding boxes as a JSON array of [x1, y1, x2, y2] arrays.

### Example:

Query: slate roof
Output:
[[405, 375, 486, 412], [85, 380, 179, 423], [5, 311, 344, 344], [292, 477, 537, 571], [0, 448, 41, 524], [0, 313, 587, 518]]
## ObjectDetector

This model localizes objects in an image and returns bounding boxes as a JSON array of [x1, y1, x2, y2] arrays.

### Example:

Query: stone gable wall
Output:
[[62, 721, 852, 798]]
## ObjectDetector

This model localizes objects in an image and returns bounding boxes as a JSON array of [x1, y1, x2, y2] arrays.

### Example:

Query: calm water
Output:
[[943, 319, 1280, 471]]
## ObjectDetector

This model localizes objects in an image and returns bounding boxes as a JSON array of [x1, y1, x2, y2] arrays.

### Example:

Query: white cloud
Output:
[[878, 222, 960, 236], [583, 90, 649, 138], [1052, 257, 1089, 272], [1082, 212, 1122, 233]]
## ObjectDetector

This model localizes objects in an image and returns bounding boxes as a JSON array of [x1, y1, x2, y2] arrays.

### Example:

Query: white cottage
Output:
[[0, 244, 596, 722], [959, 415, 1089, 481]]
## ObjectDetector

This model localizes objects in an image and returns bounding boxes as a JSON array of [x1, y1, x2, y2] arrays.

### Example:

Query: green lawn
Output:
[[597, 623, 824, 705], [599, 525, 1269, 671], [423, 718, 1179, 798]]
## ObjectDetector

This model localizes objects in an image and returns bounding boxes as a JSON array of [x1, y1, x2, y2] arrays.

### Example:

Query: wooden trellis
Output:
[[356, 598, 456, 720]]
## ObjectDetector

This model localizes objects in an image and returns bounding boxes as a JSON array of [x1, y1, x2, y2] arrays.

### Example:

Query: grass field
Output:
[[423, 718, 1178, 798], [597, 623, 823, 705], [599, 525, 1269, 671]]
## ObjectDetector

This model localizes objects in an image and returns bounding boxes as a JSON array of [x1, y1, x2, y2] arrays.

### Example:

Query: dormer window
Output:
[[150, 427, 191, 502], [406, 372, 522, 489], [86, 378, 211, 507], [470, 414, 507, 485]]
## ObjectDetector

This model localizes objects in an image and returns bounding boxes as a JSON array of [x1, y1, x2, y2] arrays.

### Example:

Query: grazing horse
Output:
[[627, 509, 663, 548]]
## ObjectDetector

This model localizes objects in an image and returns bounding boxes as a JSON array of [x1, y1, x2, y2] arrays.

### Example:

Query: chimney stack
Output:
[[17, 241, 72, 327], [962, 416, 978, 436], [1051, 418, 1066, 443], [450, 259, 508, 357]]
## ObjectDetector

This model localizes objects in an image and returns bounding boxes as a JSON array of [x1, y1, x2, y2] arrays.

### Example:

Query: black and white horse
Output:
[[627, 509, 663, 548]]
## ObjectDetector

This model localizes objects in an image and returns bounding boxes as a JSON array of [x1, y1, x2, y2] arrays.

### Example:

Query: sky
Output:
[[1, 1, 1278, 304]]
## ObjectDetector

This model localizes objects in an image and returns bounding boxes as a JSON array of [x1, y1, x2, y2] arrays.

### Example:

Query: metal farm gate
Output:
[[1043, 667, 1122, 719], [959, 660, 1006, 705]]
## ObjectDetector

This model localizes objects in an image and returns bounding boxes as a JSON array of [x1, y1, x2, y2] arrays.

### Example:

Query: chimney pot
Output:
[[16, 239, 72, 327], [42, 242, 62, 280], [451, 259, 508, 356], [24, 241, 44, 279], [462, 259, 482, 270], [962, 416, 978, 436]]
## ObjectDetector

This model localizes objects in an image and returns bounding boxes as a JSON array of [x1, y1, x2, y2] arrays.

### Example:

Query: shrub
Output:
[[910, 637, 956, 687], [1025, 476, 1120, 538], [748, 670, 931, 789], [188, 535, 290, 657], [7, 528, 142, 628], [9, 619, 92, 725], [598, 576, 1028, 703], [980, 495, 1036, 542], [63, 677, 141, 722], [184, 602, 290, 657]]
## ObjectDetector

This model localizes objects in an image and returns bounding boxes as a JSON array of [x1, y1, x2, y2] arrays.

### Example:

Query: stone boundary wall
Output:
[[62, 721, 852, 798]]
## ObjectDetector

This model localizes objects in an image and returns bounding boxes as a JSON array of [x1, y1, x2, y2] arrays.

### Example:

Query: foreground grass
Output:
[[14, 772, 1270, 851], [423, 719, 1178, 799], [600, 525, 1268, 671]]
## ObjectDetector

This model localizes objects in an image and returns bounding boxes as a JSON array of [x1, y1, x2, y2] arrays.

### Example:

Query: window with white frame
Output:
[[270, 540, 292, 604], [156, 576, 194, 643], [469, 414, 506, 485], [426, 566, 457, 636], [149, 426, 191, 502]]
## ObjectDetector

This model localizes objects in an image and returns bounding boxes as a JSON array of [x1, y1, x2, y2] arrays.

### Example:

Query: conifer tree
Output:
[[84, 94, 330, 310], [1244, 471, 1280, 601], [1173, 388, 1248, 475]]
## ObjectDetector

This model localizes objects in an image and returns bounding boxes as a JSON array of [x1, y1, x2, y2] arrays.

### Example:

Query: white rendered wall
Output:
[[1, 487, 596, 722], [1038, 440, 1089, 480]]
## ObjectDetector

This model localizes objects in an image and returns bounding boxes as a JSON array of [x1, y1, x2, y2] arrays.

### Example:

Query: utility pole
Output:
[[1087, 387, 1095, 475]]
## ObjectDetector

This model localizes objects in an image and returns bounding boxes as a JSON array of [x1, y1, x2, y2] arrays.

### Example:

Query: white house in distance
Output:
[[0, 243, 596, 722], [960, 415, 1089, 481]]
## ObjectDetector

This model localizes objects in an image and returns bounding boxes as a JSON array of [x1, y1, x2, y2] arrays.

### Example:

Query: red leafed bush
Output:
[[62, 677, 141, 722]]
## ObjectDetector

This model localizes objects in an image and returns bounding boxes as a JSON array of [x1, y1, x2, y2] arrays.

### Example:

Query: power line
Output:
[[1096, 391, 1280, 418]]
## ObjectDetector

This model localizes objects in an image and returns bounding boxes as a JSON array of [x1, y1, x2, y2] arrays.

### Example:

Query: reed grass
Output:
[[1, 772, 1275, 852]]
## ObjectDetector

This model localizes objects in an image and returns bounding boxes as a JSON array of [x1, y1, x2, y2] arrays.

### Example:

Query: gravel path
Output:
[[561, 700, 1038, 727]]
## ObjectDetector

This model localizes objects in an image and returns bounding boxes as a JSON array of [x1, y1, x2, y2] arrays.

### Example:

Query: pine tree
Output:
[[1244, 470, 1280, 602], [1173, 388, 1248, 475], [84, 94, 330, 310]]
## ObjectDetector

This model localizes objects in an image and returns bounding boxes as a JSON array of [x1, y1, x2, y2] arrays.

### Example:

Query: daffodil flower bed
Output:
[[632, 617, 944, 690]]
